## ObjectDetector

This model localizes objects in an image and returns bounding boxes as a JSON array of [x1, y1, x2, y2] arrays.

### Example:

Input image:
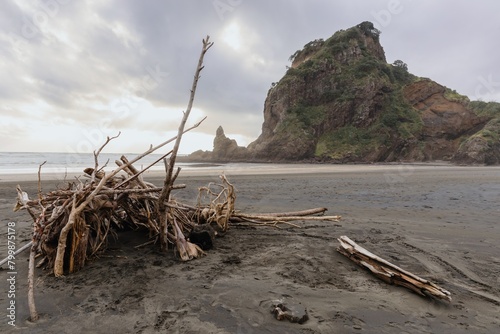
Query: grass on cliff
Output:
[[443, 88, 470, 104], [315, 125, 387, 159], [467, 101, 500, 145], [314, 92, 422, 160], [274, 113, 315, 142], [288, 104, 328, 127], [468, 100, 500, 118], [469, 118, 500, 145], [381, 92, 423, 138]]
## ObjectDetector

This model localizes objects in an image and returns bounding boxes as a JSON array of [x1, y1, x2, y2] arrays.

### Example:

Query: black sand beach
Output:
[[1, 165, 499, 333]]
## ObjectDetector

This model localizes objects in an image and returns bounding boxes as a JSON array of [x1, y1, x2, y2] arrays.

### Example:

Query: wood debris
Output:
[[10, 37, 341, 322], [337, 236, 452, 302]]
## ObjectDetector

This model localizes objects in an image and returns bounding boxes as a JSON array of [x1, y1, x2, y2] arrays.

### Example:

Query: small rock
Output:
[[271, 300, 308, 324]]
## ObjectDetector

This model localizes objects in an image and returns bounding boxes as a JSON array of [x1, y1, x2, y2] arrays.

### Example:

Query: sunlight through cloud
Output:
[[222, 21, 242, 51]]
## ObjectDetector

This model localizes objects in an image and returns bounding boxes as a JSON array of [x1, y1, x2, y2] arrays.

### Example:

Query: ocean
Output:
[[0, 152, 197, 175], [0, 152, 380, 178]]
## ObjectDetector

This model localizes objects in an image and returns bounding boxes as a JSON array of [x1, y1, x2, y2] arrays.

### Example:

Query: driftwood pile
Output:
[[15, 166, 340, 275], [12, 36, 341, 322]]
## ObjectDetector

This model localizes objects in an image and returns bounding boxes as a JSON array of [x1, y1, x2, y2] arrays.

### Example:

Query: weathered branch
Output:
[[37, 161, 46, 200], [92, 132, 120, 183], [14, 185, 37, 220], [240, 207, 328, 217], [113, 151, 172, 189], [28, 245, 38, 321], [158, 36, 213, 250], [233, 213, 341, 222], [0, 242, 32, 267], [337, 236, 451, 302], [28, 162, 45, 322]]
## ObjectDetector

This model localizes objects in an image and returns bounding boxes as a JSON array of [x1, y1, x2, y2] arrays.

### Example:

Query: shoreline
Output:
[[1, 162, 497, 183]]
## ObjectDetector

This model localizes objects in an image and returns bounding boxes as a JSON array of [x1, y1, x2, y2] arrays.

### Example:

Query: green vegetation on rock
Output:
[[315, 125, 386, 160], [468, 100, 500, 118], [470, 118, 500, 144], [241, 21, 499, 164], [274, 21, 424, 161], [287, 104, 328, 128], [444, 88, 470, 104]]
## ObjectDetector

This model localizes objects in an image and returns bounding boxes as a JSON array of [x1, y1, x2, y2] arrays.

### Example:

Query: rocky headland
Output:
[[189, 22, 500, 164]]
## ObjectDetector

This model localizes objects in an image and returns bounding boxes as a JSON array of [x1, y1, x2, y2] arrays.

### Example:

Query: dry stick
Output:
[[158, 36, 213, 251], [37, 161, 46, 200], [15, 185, 38, 220], [233, 213, 341, 222], [134, 240, 155, 249], [115, 159, 136, 178], [113, 150, 173, 189], [88, 214, 113, 257], [27, 247, 38, 321], [22, 185, 186, 207], [0, 241, 33, 267], [91, 132, 120, 183], [118, 156, 150, 189], [337, 236, 452, 302], [219, 174, 235, 232], [120, 155, 142, 176], [239, 220, 302, 228], [99, 186, 186, 195], [54, 191, 84, 277], [239, 207, 328, 217], [27, 162, 47, 322], [87, 133, 118, 183]]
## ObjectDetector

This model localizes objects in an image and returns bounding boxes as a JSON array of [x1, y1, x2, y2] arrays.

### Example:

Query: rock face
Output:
[[402, 80, 488, 161], [190, 21, 500, 164], [187, 126, 248, 162], [212, 126, 248, 161], [247, 22, 392, 161]]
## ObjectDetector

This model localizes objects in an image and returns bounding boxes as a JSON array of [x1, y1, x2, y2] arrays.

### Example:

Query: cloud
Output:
[[1, 0, 500, 154]]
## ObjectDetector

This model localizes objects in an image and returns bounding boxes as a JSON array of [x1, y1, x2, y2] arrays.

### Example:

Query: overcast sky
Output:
[[1, 0, 499, 154]]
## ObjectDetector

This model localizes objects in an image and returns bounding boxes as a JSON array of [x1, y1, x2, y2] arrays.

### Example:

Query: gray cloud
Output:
[[1, 0, 499, 153]]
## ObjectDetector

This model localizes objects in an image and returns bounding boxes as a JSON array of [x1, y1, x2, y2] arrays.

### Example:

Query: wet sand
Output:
[[1, 164, 499, 333]]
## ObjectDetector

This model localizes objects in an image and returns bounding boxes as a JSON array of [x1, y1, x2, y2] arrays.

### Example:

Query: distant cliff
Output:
[[189, 22, 500, 165]]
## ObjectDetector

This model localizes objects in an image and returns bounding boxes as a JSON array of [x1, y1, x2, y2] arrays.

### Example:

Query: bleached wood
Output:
[[337, 236, 451, 302]]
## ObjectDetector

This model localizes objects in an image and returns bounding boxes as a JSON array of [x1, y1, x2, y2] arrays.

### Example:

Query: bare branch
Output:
[[37, 161, 46, 200], [28, 246, 39, 321], [92, 132, 121, 182], [157, 36, 213, 250], [113, 150, 173, 189]]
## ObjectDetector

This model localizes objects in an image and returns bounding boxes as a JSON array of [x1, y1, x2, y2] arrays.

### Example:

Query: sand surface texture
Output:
[[1, 165, 499, 333]]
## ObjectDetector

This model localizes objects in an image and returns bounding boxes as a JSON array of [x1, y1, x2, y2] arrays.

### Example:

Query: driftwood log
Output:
[[337, 236, 452, 302]]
